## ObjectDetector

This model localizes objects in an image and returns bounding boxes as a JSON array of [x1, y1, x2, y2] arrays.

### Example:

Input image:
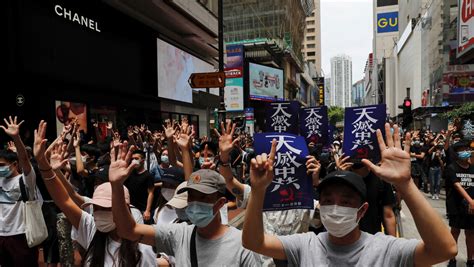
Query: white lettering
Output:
[[81, 16, 88, 26], [54, 4, 101, 33], [72, 13, 80, 23], [63, 8, 71, 20], [89, 19, 95, 30], [54, 5, 62, 16]]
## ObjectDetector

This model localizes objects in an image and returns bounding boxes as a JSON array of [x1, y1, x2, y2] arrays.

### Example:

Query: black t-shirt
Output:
[[125, 170, 154, 212], [410, 145, 427, 164], [445, 145, 457, 167], [359, 172, 396, 234], [428, 149, 445, 168], [445, 162, 474, 215]]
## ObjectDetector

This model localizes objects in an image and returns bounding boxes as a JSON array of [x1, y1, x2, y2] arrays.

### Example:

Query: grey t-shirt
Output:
[[154, 223, 257, 266], [278, 231, 419, 267]]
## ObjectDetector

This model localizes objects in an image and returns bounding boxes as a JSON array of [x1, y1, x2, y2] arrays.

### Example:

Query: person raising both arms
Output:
[[242, 123, 457, 266]]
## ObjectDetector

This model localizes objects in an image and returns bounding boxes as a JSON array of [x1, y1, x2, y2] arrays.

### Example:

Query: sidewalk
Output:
[[401, 189, 467, 267]]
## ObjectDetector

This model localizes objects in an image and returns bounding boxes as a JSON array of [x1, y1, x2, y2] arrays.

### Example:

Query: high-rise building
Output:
[[302, 0, 322, 75], [352, 80, 365, 107], [330, 55, 352, 107]]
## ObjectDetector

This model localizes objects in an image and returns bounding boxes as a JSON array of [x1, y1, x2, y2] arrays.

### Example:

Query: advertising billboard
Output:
[[55, 101, 87, 137], [377, 0, 398, 7], [377, 12, 398, 33], [458, 0, 474, 57], [157, 39, 216, 103], [224, 44, 244, 111], [224, 78, 244, 111], [249, 63, 284, 101]]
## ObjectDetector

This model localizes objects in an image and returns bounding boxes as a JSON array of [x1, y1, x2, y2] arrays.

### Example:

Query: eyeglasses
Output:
[[56, 102, 86, 123]]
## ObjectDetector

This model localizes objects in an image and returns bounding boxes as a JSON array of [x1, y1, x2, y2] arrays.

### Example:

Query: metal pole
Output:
[[218, 0, 226, 124]]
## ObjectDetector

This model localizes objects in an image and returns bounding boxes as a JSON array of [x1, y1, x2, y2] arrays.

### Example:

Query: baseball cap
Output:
[[161, 167, 185, 186], [166, 182, 188, 209], [333, 141, 341, 146], [317, 171, 367, 201], [92, 165, 109, 184], [81, 182, 130, 209], [453, 141, 470, 151], [177, 169, 226, 195]]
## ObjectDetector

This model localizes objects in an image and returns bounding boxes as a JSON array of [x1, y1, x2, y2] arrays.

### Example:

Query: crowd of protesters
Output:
[[0, 115, 472, 266]]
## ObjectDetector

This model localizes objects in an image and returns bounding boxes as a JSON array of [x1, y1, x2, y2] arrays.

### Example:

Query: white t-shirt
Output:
[[0, 170, 36, 236], [73, 211, 156, 267]]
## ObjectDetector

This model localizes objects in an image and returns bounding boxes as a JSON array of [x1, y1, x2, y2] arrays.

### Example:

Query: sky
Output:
[[321, 0, 373, 83]]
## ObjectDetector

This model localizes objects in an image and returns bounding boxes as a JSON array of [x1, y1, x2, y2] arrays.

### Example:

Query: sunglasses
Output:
[[56, 102, 86, 124]]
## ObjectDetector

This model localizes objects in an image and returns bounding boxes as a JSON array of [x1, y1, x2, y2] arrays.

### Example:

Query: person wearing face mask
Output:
[[0, 116, 38, 267], [242, 124, 457, 266], [410, 136, 428, 191], [444, 141, 474, 267], [31, 120, 156, 266], [335, 155, 397, 236], [195, 142, 217, 170], [124, 150, 155, 224], [153, 167, 185, 224], [109, 143, 258, 266]]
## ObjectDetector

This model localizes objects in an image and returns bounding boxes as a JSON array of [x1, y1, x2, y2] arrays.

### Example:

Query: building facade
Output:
[[302, 0, 322, 76], [5, 0, 222, 141], [330, 55, 353, 108]]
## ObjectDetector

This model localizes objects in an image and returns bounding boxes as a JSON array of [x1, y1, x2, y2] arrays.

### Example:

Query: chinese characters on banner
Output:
[[343, 104, 386, 163], [299, 106, 328, 145], [265, 101, 300, 134], [254, 133, 313, 211]]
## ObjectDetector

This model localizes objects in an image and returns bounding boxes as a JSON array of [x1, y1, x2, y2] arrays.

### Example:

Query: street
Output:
[[401, 189, 467, 267]]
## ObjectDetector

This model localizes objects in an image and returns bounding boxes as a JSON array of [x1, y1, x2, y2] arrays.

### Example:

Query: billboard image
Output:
[[249, 63, 284, 101], [157, 39, 216, 103], [224, 78, 244, 111], [458, 0, 474, 57], [55, 101, 87, 137], [377, 12, 398, 33]]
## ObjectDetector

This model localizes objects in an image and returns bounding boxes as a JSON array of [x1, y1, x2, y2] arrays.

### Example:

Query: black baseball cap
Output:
[[318, 171, 367, 201], [161, 167, 185, 186]]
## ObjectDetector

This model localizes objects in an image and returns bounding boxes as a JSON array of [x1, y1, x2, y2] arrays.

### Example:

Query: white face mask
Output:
[[94, 210, 116, 233], [161, 188, 175, 201], [320, 205, 362, 238]]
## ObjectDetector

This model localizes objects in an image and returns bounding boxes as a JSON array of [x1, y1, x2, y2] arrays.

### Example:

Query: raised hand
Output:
[[306, 155, 321, 176], [73, 131, 81, 148], [214, 121, 240, 162], [107, 121, 114, 130], [250, 139, 277, 192], [50, 143, 69, 170], [163, 120, 177, 140], [335, 154, 353, 171], [176, 126, 193, 151], [362, 123, 411, 187], [109, 141, 137, 185], [1, 116, 24, 137], [33, 120, 48, 161], [7, 141, 17, 153]]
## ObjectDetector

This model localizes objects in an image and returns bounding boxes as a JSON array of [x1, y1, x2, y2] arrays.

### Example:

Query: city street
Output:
[[402, 190, 468, 267]]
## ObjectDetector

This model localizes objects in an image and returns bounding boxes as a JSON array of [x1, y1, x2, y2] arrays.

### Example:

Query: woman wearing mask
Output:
[[33, 120, 156, 266]]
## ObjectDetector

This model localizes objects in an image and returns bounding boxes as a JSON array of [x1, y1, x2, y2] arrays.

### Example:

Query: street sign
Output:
[[188, 72, 226, 88]]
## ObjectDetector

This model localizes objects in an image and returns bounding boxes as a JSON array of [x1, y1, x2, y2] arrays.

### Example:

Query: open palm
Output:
[[109, 142, 137, 184], [1, 116, 24, 137], [362, 123, 411, 186], [214, 121, 239, 160]]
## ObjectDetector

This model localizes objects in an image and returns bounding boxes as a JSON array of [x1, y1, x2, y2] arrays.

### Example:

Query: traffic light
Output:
[[398, 97, 412, 129]]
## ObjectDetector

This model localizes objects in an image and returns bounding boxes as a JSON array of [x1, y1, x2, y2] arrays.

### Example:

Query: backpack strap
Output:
[[190, 226, 198, 267], [19, 177, 29, 202]]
